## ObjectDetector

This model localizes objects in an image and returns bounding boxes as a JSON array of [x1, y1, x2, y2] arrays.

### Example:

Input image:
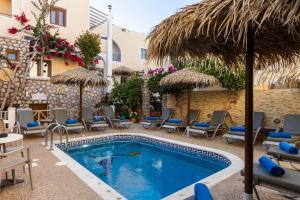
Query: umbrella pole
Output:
[[187, 89, 191, 125], [79, 83, 83, 121], [244, 23, 255, 200]]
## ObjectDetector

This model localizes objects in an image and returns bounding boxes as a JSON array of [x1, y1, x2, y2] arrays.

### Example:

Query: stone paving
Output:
[[1, 124, 298, 200]]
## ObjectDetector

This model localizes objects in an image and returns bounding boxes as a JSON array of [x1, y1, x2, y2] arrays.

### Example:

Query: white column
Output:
[[105, 5, 113, 92], [8, 107, 16, 132]]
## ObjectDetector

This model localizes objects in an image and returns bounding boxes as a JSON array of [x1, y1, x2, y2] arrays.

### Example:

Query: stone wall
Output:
[[167, 88, 300, 127], [23, 79, 103, 117], [0, 36, 30, 106], [0, 36, 104, 117]]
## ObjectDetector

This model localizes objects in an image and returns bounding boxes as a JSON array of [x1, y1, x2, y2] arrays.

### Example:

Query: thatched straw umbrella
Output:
[[113, 66, 134, 76], [160, 68, 219, 124], [255, 66, 300, 88], [147, 0, 300, 199], [51, 67, 108, 119]]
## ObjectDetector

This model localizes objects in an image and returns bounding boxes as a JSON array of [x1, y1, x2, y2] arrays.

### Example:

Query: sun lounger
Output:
[[17, 108, 47, 136], [268, 146, 300, 163], [242, 163, 300, 200], [82, 107, 109, 131], [186, 110, 227, 139], [223, 112, 265, 144], [52, 108, 84, 133], [264, 114, 300, 147], [140, 108, 173, 129], [104, 106, 132, 128], [162, 110, 199, 133]]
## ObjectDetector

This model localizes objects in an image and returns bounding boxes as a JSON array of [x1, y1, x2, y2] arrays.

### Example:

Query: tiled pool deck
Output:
[[1, 124, 297, 200]]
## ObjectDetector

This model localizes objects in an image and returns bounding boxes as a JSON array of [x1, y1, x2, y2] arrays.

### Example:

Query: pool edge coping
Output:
[[44, 133, 244, 200]]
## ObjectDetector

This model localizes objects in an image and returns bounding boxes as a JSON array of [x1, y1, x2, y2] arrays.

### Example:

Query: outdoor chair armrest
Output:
[[159, 119, 169, 128], [3, 146, 30, 158]]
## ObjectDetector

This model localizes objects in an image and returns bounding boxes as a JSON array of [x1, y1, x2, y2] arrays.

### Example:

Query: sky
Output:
[[90, 0, 199, 34]]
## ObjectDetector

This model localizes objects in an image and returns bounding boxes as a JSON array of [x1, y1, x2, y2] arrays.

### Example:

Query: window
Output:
[[0, 0, 12, 16], [113, 54, 121, 62], [50, 6, 66, 26], [141, 48, 147, 60], [30, 60, 52, 78], [6, 49, 19, 61], [112, 41, 121, 62]]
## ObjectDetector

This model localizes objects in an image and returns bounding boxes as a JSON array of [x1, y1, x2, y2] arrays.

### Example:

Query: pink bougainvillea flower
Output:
[[168, 64, 177, 73], [24, 25, 31, 31], [56, 43, 62, 48], [46, 54, 52, 59], [148, 69, 154, 76], [10, 63, 17, 69], [16, 12, 29, 24], [54, 51, 60, 56], [76, 57, 84, 66], [8, 27, 18, 34], [71, 55, 77, 62], [65, 52, 71, 59], [35, 46, 43, 52]]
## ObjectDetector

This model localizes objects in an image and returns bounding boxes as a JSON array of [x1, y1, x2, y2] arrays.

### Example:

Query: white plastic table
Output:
[[0, 134, 23, 152]]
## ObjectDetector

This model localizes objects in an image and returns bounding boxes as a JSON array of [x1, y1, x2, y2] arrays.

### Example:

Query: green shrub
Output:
[[111, 76, 144, 111], [76, 31, 101, 68]]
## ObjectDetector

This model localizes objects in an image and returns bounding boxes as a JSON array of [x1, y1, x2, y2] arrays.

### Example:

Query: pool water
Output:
[[68, 142, 227, 200]]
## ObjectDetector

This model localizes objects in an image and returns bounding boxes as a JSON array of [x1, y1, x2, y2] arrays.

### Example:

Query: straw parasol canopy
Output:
[[147, 0, 300, 66], [112, 66, 134, 76], [160, 68, 219, 124], [51, 67, 108, 119], [255, 66, 300, 88], [51, 67, 108, 88], [147, 0, 300, 199], [160, 68, 219, 88]]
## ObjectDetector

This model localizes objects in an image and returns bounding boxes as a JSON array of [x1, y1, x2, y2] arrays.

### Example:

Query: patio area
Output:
[[1, 125, 295, 200]]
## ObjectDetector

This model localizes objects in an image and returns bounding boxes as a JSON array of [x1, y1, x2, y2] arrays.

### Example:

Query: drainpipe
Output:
[[105, 5, 113, 93], [8, 107, 16, 132]]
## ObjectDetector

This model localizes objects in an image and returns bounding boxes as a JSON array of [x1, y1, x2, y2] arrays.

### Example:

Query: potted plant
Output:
[[129, 111, 138, 123]]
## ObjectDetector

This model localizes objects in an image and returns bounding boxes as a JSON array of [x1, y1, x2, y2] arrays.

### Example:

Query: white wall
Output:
[[93, 23, 150, 72], [0, 0, 90, 43]]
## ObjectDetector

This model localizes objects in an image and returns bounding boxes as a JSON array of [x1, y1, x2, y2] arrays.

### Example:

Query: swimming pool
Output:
[[50, 133, 243, 200]]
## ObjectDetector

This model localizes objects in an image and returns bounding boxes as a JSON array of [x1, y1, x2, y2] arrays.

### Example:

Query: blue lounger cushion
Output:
[[65, 119, 78, 124], [230, 126, 245, 132], [193, 122, 210, 127], [146, 116, 159, 120], [93, 116, 104, 122], [269, 132, 292, 139], [259, 156, 285, 177], [194, 183, 214, 200], [27, 121, 39, 127], [279, 142, 299, 155], [168, 119, 182, 124], [119, 116, 126, 121]]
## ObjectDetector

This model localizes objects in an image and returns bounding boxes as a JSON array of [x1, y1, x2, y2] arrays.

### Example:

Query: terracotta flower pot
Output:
[[131, 118, 137, 123]]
